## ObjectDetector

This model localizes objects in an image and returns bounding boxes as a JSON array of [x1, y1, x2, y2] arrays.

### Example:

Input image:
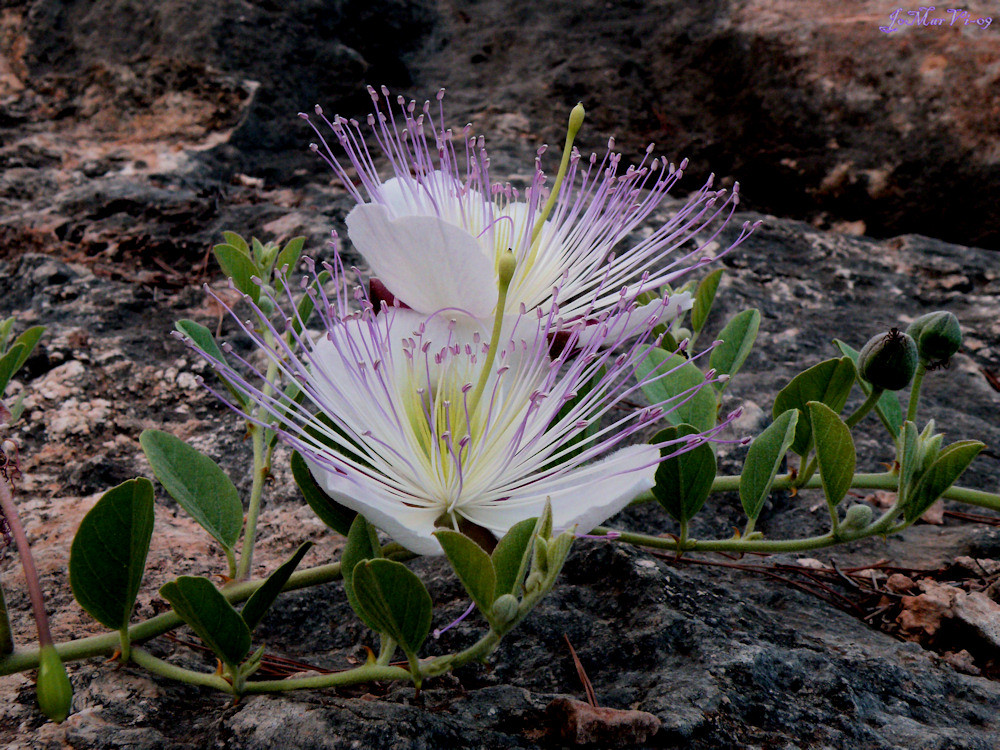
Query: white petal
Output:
[[465, 444, 657, 536], [346, 204, 497, 318], [571, 292, 693, 349], [375, 173, 467, 224], [305, 456, 444, 556]]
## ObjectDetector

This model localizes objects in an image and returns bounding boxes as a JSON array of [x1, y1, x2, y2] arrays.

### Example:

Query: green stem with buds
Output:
[[845, 387, 884, 429]]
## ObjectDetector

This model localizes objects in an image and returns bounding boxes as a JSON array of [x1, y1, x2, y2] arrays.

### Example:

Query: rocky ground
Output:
[[0, 1, 999, 748]]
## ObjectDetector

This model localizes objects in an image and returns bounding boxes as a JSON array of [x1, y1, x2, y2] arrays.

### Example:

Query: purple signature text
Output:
[[880, 7, 993, 33]]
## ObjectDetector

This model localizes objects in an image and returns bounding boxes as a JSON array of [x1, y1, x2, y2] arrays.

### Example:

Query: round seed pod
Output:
[[490, 594, 520, 626], [906, 311, 962, 362], [858, 329, 918, 391]]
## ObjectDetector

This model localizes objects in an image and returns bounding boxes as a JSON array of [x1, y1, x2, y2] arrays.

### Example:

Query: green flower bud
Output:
[[906, 311, 962, 362], [858, 329, 918, 391], [490, 594, 520, 626], [524, 571, 544, 593], [532, 537, 550, 574], [842, 504, 873, 531], [36, 645, 72, 723]]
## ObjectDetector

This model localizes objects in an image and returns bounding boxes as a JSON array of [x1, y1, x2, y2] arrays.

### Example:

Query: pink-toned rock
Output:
[[547, 698, 662, 747]]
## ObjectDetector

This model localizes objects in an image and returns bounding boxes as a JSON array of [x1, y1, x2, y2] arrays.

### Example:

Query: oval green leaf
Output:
[[905, 440, 984, 523], [691, 268, 724, 335], [11, 326, 45, 373], [342, 515, 381, 632], [213, 243, 261, 303], [0, 343, 25, 395], [159, 576, 251, 667], [491, 518, 537, 598], [709, 309, 760, 391], [635, 348, 717, 432], [650, 425, 717, 523], [807, 401, 856, 510], [69, 478, 155, 630], [241, 541, 313, 632], [352, 559, 433, 656], [772, 357, 855, 456], [739, 409, 800, 521], [175, 319, 248, 409], [434, 530, 496, 619], [140, 430, 243, 550]]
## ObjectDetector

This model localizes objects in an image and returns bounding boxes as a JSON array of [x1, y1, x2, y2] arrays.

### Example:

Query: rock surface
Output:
[[0, 2, 999, 748]]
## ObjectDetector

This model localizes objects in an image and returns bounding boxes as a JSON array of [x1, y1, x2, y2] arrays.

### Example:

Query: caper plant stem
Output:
[[906, 361, 927, 423], [376, 636, 397, 666], [236, 327, 280, 581], [0, 546, 415, 675], [130, 648, 234, 693], [0, 476, 54, 649], [241, 664, 413, 694], [845, 387, 884, 429]]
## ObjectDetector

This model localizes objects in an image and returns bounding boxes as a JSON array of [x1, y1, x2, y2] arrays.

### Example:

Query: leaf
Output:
[[291, 451, 356, 536], [139, 430, 243, 550], [352, 559, 433, 655], [807, 402, 856, 509], [0, 317, 14, 351], [175, 319, 248, 409], [69, 478, 155, 630], [772, 357, 855, 456], [650, 425, 717, 523], [0, 576, 14, 654], [241, 542, 313, 632], [897, 421, 920, 508], [739, 409, 799, 521], [834, 340, 903, 439], [275, 236, 305, 276], [251, 237, 268, 265], [635, 347, 716, 432], [213, 244, 261, 304], [709, 309, 760, 391], [434, 530, 496, 618], [905, 441, 984, 523], [222, 231, 251, 257], [690, 268, 724, 335], [159, 576, 251, 667], [0, 343, 25, 395], [10, 326, 44, 373], [341, 515, 381, 632], [491, 518, 537, 597]]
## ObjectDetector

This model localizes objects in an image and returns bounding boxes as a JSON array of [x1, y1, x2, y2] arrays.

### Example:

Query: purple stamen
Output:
[[433, 601, 476, 639]]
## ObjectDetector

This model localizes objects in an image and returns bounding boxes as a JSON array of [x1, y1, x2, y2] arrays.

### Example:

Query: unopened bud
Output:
[[36, 645, 72, 723], [568, 103, 586, 137], [524, 571, 544, 593], [498, 249, 517, 291], [490, 594, 520, 626], [858, 329, 918, 391], [532, 537, 550, 574], [842, 504, 874, 531], [906, 311, 962, 363]]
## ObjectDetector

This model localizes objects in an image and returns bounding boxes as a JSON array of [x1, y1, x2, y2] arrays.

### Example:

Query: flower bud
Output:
[[524, 571, 544, 593], [532, 537, 550, 574], [36, 645, 72, 723], [842, 504, 873, 531], [490, 594, 520, 626], [906, 311, 962, 362], [858, 329, 918, 391]]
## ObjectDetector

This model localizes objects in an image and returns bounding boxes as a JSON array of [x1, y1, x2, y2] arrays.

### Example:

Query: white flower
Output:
[[190, 253, 733, 556], [301, 86, 757, 341]]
